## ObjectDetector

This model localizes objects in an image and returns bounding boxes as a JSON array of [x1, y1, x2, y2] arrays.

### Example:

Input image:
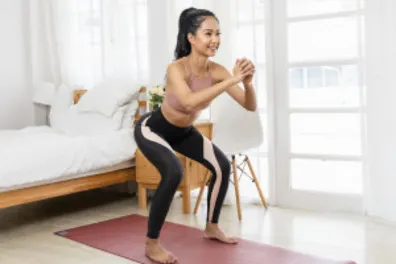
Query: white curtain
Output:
[[29, 0, 149, 90], [364, 0, 396, 222]]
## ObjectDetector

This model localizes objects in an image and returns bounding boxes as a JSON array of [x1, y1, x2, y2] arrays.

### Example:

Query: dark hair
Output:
[[174, 7, 219, 60]]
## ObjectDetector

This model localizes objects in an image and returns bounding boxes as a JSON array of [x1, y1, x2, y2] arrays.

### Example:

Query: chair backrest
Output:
[[210, 93, 264, 154]]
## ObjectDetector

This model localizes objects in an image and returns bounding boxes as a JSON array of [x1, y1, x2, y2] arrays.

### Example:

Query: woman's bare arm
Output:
[[215, 62, 257, 111], [166, 62, 249, 112]]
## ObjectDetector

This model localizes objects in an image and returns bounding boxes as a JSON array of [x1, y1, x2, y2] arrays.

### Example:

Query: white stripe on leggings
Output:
[[140, 116, 175, 154], [203, 136, 222, 222]]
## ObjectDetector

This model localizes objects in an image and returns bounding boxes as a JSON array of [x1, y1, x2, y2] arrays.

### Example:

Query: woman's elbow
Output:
[[181, 97, 196, 112], [244, 103, 257, 112], [183, 103, 195, 113]]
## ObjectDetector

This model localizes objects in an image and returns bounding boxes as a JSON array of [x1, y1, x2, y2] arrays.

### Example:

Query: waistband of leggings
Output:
[[142, 108, 192, 135]]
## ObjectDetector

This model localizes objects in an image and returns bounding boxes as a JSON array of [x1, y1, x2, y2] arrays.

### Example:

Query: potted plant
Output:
[[148, 84, 165, 111]]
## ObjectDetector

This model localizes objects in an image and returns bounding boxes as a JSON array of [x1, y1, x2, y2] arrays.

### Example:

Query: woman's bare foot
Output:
[[145, 238, 178, 264], [203, 223, 238, 244]]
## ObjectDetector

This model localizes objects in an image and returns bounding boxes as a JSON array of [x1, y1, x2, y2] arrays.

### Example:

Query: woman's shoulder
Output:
[[209, 61, 231, 82], [167, 59, 184, 71], [166, 59, 189, 79]]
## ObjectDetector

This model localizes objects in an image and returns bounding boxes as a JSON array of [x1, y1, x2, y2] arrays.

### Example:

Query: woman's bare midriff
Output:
[[160, 101, 201, 128]]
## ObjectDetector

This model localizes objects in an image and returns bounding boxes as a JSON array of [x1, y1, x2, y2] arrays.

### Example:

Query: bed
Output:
[[0, 88, 146, 209]]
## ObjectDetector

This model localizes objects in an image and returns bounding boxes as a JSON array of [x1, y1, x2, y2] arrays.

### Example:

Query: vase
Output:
[[149, 103, 161, 111]]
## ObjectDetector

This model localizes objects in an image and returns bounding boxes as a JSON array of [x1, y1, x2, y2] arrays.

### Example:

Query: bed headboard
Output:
[[73, 89, 87, 104], [73, 86, 148, 124]]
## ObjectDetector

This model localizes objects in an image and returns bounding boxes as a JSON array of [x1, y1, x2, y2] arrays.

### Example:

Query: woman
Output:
[[134, 7, 257, 264]]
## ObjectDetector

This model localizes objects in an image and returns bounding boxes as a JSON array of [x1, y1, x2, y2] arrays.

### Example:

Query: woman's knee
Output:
[[164, 160, 184, 187], [212, 152, 230, 181], [220, 158, 231, 180], [211, 147, 231, 180]]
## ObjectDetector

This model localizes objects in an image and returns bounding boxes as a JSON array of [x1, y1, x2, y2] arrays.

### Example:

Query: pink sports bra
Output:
[[164, 60, 213, 115]]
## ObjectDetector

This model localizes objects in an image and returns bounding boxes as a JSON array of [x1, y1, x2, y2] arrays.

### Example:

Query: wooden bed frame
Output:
[[0, 87, 147, 209]]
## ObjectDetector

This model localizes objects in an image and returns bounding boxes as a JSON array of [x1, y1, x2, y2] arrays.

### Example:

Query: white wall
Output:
[[0, 0, 34, 129]]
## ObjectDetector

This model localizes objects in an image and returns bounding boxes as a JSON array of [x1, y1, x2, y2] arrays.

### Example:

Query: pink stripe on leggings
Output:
[[203, 136, 222, 222]]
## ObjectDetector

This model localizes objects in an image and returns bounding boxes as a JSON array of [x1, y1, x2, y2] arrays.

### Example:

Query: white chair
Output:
[[193, 93, 268, 220]]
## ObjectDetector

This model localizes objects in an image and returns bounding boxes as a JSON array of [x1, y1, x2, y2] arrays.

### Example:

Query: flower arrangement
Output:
[[148, 84, 165, 110]]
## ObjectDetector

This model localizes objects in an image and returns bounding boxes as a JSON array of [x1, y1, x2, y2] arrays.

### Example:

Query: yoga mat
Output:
[[55, 214, 356, 264]]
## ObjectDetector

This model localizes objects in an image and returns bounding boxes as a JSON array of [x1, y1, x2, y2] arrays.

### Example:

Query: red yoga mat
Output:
[[55, 214, 356, 264]]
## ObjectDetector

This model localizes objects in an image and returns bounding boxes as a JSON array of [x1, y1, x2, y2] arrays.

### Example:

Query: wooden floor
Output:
[[1, 189, 396, 264]]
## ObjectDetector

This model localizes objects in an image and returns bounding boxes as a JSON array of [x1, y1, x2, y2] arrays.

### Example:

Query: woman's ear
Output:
[[187, 33, 195, 45]]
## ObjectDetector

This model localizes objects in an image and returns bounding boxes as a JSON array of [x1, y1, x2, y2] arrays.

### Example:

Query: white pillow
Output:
[[52, 105, 130, 137], [121, 100, 138, 129], [49, 84, 73, 130], [32, 82, 56, 106], [75, 79, 139, 117], [49, 83, 136, 137]]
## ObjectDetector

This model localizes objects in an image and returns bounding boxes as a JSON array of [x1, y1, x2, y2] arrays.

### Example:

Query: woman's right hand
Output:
[[231, 58, 253, 84]]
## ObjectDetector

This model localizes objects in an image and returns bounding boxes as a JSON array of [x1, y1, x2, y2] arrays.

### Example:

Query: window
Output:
[[270, 0, 365, 211], [76, 0, 103, 88], [232, 0, 270, 202], [56, 0, 149, 89]]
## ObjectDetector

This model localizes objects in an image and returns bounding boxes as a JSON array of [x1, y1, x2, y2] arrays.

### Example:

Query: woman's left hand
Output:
[[237, 58, 255, 86]]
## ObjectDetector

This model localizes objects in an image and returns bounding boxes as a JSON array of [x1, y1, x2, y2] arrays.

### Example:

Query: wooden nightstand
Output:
[[136, 120, 213, 214]]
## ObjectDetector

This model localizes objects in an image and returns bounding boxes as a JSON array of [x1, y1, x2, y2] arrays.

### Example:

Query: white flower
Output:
[[157, 88, 165, 96], [150, 84, 165, 96], [151, 87, 159, 94]]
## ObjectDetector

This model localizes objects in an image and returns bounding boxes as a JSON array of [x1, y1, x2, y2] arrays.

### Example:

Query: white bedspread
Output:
[[0, 126, 137, 192]]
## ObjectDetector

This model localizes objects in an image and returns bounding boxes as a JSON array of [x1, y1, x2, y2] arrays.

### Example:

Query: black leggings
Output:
[[134, 108, 230, 239]]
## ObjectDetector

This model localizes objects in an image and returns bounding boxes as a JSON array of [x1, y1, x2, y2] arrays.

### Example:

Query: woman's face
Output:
[[189, 16, 221, 57]]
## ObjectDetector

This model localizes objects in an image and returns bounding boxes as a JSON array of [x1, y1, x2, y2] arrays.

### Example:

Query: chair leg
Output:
[[138, 183, 147, 209], [193, 170, 211, 214], [232, 155, 242, 221], [245, 155, 268, 209], [182, 185, 191, 214]]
